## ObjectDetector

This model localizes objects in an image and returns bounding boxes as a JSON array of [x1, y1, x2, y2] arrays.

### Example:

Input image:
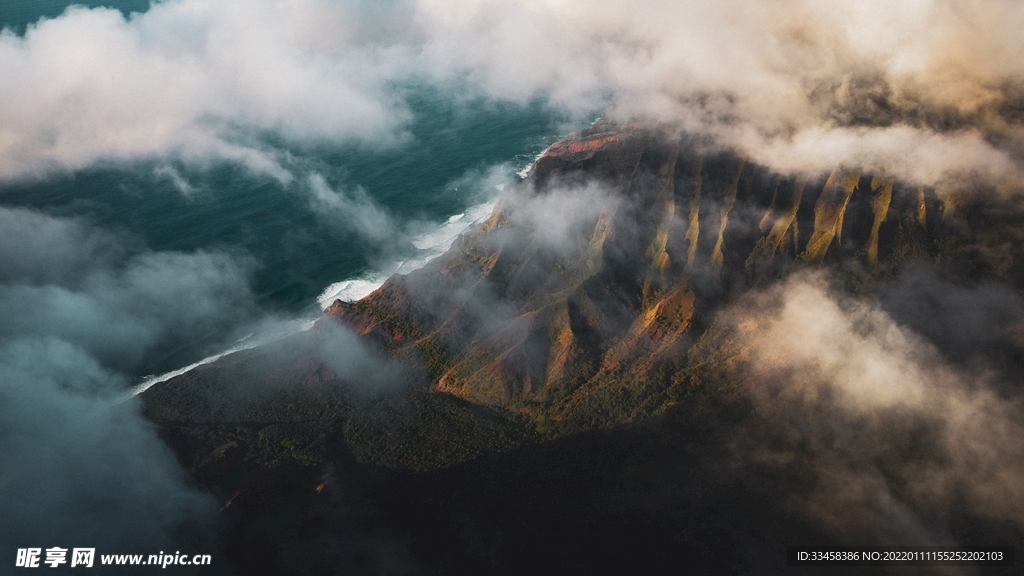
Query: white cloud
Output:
[[730, 273, 1024, 541], [0, 208, 261, 552], [305, 172, 396, 241], [0, 0, 411, 181], [3, 0, 1024, 184]]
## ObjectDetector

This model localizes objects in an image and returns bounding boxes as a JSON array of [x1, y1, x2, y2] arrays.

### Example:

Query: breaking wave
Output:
[[316, 200, 497, 308]]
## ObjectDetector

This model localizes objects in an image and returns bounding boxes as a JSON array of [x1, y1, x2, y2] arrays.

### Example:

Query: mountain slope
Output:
[[322, 122, 1024, 432], [141, 122, 1024, 575]]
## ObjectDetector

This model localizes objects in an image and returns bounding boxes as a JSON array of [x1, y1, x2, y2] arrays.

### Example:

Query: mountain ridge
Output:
[[318, 120, 1022, 433], [140, 121, 1024, 574]]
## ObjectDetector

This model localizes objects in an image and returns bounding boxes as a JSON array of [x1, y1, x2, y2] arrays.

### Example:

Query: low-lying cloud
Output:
[[727, 272, 1024, 544], [0, 210, 258, 373], [0, 208, 261, 556], [0, 338, 216, 556], [502, 180, 618, 253], [0, 0, 409, 181], [4, 0, 1024, 185], [0, 207, 125, 285], [306, 173, 397, 243]]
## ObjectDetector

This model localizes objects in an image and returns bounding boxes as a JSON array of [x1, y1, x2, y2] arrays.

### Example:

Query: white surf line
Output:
[[125, 320, 316, 399], [516, 146, 552, 179], [317, 199, 498, 308]]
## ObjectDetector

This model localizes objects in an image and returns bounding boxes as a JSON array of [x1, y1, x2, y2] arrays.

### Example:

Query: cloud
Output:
[[0, 209, 259, 366], [501, 180, 619, 253], [725, 272, 1024, 543], [0, 243, 258, 373], [315, 319, 416, 395], [0, 209, 262, 554], [0, 338, 216, 556], [0, 0, 411, 181], [0, 207, 125, 285], [411, 0, 1024, 184], [730, 125, 1017, 187], [5, 0, 1024, 184], [880, 265, 1024, 367], [305, 172, 398, 243]]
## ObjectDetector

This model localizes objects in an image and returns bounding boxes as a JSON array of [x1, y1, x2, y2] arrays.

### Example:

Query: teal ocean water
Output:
[[0, 0, 151, 35], [0, 86, 560, 312], [0, 1, 568, 377]]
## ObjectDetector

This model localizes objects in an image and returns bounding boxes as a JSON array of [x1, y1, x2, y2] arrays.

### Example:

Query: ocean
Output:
[[0, 1, 570, 380]]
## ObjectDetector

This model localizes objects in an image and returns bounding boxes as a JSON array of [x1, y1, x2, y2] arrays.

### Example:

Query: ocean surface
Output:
[[0, 0, 151, 35], [0, 1, 570, 380]]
